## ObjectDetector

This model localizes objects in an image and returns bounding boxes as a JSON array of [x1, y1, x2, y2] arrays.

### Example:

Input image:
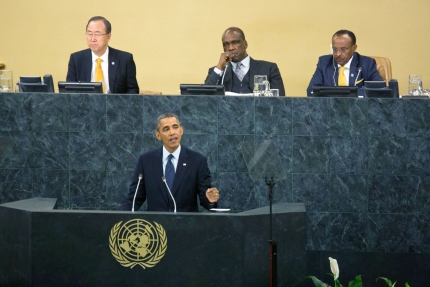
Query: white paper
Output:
[[210, 208, 231, 212]]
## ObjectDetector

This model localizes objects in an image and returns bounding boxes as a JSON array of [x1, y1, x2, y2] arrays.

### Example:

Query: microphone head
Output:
[[139, 174, 143, 179], [162, 176, 166, 182], [358, 67, 362, 72]]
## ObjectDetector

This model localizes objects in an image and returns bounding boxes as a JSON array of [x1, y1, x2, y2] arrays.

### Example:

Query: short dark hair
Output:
[[156, 113, 180, 131], [223, 27, 246, 41], [86, 16, 112, 34], [332, 30, 356, 45]]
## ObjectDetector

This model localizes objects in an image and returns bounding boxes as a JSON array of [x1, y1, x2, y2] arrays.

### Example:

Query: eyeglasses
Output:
[[85, 33, 108, 39], [332, 46, 353, 54]]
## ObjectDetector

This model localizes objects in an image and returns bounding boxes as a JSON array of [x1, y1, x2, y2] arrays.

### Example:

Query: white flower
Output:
[[329, 257, 339, 280]]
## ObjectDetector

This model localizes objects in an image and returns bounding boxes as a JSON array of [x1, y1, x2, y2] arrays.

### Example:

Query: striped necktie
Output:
[[165, 154, 175, 191]]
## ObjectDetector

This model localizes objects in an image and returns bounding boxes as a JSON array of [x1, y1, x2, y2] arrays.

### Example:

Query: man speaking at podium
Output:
[[66, 16, 139, 94], [120, 113, 220, 212], [204, 27, 285, 97]]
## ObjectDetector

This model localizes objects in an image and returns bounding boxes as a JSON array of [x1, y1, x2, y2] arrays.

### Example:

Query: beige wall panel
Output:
[[1, 0, 429, 96]]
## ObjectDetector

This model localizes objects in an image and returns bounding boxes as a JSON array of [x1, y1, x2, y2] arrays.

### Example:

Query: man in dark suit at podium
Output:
[[66, 16, 139, 94], [204, 27, 285, 97], [306, 29, 382, 96], [120, 113, 220, 212]]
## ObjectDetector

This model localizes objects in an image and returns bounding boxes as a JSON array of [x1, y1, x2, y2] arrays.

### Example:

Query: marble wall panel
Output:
[[70, 94, 106, 132], [1, 94, 430, 257], [0, 93, 32, 131]]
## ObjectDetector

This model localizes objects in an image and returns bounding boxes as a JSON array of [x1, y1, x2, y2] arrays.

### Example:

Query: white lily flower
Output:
[[328, 257, 339, 280]]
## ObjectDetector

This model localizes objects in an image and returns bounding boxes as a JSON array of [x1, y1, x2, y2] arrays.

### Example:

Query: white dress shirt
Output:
[[162, 145, 181, 175]]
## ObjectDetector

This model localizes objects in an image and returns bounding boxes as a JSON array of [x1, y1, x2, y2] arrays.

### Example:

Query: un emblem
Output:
[[109, 219, 167, 269]]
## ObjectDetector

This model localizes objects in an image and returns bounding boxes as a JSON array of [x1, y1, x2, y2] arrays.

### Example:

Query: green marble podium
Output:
[[0, 198, 306, 286]]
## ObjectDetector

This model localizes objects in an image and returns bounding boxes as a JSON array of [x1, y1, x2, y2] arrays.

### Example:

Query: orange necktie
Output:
[[95, 58, 105, 93], [338, 66, 347, 86]]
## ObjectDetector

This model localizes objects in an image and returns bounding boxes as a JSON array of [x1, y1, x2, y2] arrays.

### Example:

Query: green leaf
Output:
[[405, 283, 410, 287], [348, 275, 362, 287], [334, 279, 344, 287], [305, 276, 332, 287], [376, 277, 393, 286]]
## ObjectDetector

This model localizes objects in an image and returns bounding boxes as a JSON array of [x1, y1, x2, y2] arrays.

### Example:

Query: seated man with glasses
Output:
[[306, 29, 382, 97], [204, 27, 285, 97], [66, 16, 139, 94]]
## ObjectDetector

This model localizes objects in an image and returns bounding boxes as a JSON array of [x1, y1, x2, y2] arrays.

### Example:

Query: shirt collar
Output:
[[338, 55, 353, 69], [91, 46, 109, 63], [162, 145, 181, 161], [231, 55, 250, 69]]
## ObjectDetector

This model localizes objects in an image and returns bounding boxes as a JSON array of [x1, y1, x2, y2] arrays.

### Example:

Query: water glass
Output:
[[0, 70, 13, 92], [253, 75, 268, 96], [408, 74, 423, 95], [269, 89, 279, 97]]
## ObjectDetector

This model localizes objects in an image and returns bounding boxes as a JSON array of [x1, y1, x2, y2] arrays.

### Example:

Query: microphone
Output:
[[389, 79, 399, 98], [221, 63, 229, 85], [354, 67, 362, 86], [162, 176, 177, 213], [132, 174, 143, 212], [332, 57, 337, 86]]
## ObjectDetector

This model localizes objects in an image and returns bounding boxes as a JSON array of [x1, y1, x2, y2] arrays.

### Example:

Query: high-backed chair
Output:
[[370, 56, 392, 85]]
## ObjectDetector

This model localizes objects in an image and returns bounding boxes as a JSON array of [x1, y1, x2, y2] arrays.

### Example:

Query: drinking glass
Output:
[[0, 70, 13, 92], [269, 89, 279, 97], [253, 75, 268, 96], [408, 74, 423, 95]]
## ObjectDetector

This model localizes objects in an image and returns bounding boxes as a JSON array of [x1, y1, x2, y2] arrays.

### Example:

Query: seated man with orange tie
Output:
[[120, 113, 220, 212], [306, 29, 382, 97], [66, 16, 139, 94]]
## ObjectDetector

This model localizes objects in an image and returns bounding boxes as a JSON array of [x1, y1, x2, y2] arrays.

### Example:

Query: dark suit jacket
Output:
[[66, 47, 139, 94], [306, 52, 382, 97], [120, 146, 215, 212], [204, 57, 286, 97]]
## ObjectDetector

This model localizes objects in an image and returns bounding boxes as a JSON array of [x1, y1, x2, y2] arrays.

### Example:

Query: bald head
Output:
[[223, 27, 246, 41]]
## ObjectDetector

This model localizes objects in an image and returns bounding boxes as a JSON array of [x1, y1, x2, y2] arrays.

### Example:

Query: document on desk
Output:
[[225, 91, 254, 97], [210, 208, 231, 212]]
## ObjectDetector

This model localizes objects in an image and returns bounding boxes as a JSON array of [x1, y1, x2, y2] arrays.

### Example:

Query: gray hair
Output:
[[155, 113, 180, 131], [86, 16, 112, 34]]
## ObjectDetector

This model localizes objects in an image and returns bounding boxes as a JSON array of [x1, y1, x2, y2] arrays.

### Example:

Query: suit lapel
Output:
[[224, 64, 233, 90], [108, 47, 118, 93], [349, 53, 359, 87], [84, 50, 92, 82], [324, 56, 339, 86], [171, 147, 189, 195], [248, 57, 260, 91], [153, 148, 170, 203]]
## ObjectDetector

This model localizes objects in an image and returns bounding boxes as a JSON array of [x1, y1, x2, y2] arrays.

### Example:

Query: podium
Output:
[[0, 198, 306, 286]]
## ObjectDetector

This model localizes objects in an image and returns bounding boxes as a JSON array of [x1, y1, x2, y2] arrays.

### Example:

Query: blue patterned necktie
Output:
[[165, 154, 175, 191], [235, 62, 245, 82]]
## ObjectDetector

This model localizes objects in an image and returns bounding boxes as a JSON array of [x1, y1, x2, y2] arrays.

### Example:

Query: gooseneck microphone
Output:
[[332, 57, 338, 86], [221, 63, 229, 85], [354, 67, 362, 86], [132, 174, 143, 212], [162, 176, 177, 213]]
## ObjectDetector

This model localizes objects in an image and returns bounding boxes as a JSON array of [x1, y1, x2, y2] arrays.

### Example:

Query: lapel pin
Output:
[[112, 62, 115, 65], [351, 74, 354, 77], [183, 163, 186, 166]]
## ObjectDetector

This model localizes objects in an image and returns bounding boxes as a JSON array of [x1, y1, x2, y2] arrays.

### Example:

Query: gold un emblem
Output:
[[109, 219, 167, 269]]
